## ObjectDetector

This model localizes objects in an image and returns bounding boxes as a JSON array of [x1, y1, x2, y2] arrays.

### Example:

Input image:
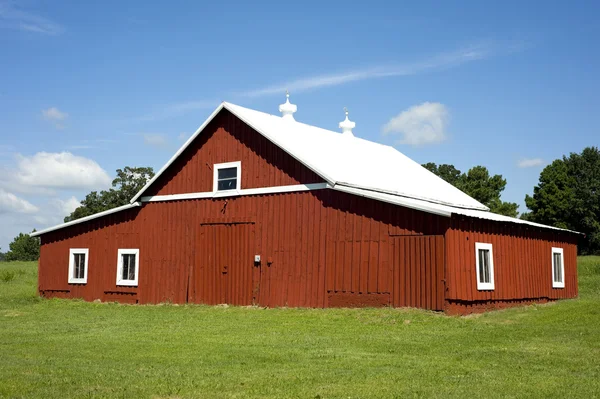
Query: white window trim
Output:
[[552, 247, 565, 288], [68, 248, 89, 284], [213, 161, 241, 195], [116, 248, 140, 287], [475, 242, 495, 291]]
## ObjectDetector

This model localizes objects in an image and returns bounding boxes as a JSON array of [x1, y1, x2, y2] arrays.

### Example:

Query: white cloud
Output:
[[14, 152, 111, 190], [239, 44, 491, 97], [0, 1, 64, 35], [42, 107, 68, 128], [382, 102, 449, 146], [49, 196, 80, 219], [178, 132, 187, 142], [517, 158, 545, 168], [143, 133, 169, 148], [0, 188, 38, 214]]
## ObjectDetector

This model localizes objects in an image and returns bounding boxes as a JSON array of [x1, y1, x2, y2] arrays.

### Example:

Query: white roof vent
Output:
[[279, 90, 297, 121], [339, 107, 355, 136]]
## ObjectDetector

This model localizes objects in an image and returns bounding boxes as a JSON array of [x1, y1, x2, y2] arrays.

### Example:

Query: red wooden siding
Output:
[[390, 235, 445, 310], [39, 190, 449, 308], [144, 109, 323, 197], [445, 215, 578, 310]]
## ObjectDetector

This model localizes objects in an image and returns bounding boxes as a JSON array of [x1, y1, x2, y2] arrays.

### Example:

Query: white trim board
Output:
[[31, 202, 142, 237], [141, 183, 330, 203]]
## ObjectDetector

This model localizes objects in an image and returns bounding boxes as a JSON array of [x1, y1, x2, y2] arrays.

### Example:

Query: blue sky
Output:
[[0, 0, 599, 249]]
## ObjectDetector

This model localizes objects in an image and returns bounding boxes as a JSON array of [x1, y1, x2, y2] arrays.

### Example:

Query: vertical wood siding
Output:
[[39, 190, 449, 308], [390, 235, 445, 310], [445, 215, 579, 307]]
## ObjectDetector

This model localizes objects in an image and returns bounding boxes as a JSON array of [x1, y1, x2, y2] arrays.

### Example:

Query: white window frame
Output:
[[475, 242, 495, 291], [213, 161, 241, 195], [116, 248, 140, 287], [68, 248, 89, 284], [552, 247, 565, 289]]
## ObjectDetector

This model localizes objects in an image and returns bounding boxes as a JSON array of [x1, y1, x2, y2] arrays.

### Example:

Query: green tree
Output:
[[5, 231, 40, 261], [423, 163, 519, 217], [65, 166, 154, 222], [525, 147, 600, 254], [0, 248, 5, 262]]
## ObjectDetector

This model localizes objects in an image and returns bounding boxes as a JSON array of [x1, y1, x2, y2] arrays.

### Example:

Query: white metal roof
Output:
[[132, 102, 488, 210]]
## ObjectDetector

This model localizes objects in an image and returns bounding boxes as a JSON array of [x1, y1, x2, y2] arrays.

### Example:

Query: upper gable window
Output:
[[552, 247, 565, 288], [213, 161, 241, 192], [68, 248, 89, 284], [475, 242, 495, 291]]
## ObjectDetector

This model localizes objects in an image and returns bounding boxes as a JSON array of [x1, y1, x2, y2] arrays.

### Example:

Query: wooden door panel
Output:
[[194, 222, 254, 306]]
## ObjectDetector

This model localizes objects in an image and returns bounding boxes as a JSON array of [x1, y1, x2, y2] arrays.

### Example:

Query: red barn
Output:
[[32, 97, 579, 314]]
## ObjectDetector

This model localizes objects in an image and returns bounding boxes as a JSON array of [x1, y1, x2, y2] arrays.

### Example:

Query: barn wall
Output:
[[39, 189, 449, 309], [145, 109, 323, 197], [445, 215, 579, 313]]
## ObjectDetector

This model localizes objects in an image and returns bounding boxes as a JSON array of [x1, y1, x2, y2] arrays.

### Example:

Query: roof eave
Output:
[[31, 202, 142, 237]]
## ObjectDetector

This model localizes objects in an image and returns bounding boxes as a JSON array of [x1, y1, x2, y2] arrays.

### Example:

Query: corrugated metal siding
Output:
[[39, 189, 449, 308], [445, 215, 579, 305], [145, 109, 323, 197]]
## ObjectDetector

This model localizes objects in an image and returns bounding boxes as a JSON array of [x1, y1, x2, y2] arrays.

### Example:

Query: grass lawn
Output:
[[0, 258, 599, 398]]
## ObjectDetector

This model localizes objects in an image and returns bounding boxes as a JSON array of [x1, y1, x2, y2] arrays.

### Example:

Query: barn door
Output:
[[192, 222, 255, 305], [391, 235, 445, 311]]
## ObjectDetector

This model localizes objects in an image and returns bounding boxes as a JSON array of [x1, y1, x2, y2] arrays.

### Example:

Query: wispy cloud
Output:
[[143, 133, 169, 148], [133, 100, 216, 123], [42, 107, 68, 129], [134, 41, 524, 122], [0, 1, 64, 35], [517, 158, 545, 168], [238, 43, 496, 97]]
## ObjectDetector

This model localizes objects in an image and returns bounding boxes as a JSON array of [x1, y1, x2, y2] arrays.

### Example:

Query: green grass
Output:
[[1, 258, 599, 398]]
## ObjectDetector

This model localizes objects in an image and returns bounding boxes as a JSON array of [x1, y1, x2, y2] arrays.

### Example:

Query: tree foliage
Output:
[[65, 166, 154, 222], [5, 231, 40, 261], [423, 162, 519, 217], [525, 146, 600, 254]]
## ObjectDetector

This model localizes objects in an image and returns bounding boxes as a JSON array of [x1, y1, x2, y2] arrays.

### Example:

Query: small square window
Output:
[[68, 248, 89, 284], [552, 247, 565, 288], [116, 249, 139, 286], [213, 161, 241, 193], [475, 242, 495, 290]]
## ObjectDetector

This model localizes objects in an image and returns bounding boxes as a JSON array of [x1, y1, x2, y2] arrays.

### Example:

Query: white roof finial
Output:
[[279, 90, 297, 121], [339, 107, 355, 136]]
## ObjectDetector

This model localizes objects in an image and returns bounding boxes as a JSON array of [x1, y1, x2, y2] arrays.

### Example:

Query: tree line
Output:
[[1, 146, 599, 261]]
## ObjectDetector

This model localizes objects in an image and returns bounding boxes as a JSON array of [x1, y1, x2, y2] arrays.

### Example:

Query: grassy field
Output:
[[0, 258, 599, 398]]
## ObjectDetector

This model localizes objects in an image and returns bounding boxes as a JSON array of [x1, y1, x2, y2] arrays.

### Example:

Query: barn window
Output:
[[68, 248, 89, 284], [475, 242, 495, 290], [552, 247, 565, 288], [213, 161, 241, 193], [116, 249, 140, 286]]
